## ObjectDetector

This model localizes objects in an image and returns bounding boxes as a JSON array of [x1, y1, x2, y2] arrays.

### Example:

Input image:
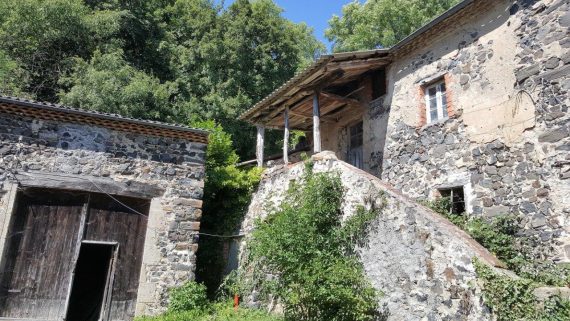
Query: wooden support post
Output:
[[256, 125, 265, 167], [283, 106, 290, 164], [313, 90, 322, 153]]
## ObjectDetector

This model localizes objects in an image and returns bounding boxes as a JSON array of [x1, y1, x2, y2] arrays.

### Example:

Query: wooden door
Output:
[[0, 189, 87, 320]]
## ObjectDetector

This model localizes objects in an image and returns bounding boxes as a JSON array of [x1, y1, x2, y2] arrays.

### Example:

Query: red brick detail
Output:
[[443, 73, 455, 117], [418, 86, 427, 127]]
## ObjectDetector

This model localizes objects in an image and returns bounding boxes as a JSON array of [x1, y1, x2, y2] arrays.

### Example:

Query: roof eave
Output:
[[0, 96, 209, 137]]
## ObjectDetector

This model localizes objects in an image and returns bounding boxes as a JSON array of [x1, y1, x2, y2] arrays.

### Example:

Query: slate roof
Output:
[[0, 96, 209, 144]]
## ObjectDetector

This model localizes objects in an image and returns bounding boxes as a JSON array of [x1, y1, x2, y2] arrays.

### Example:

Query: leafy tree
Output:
[[0, 0, 119, 101], [326, 0, 460, 52], [0, 50, 27, 97], [0, 0, 323, 159], [59, 50, 177, 121], [167, 0, 324, 157]]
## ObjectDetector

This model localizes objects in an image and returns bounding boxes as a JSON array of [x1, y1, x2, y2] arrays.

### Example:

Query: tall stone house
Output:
[[239, 0, 569, 319], [0, 96, 208, 320], [242, 0, 569, 261]]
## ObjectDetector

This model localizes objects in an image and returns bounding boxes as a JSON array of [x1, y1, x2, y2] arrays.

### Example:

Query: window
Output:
[[425, 80, 448, 123], [348, 122, 363, 169], [438, 187, 466, 215]]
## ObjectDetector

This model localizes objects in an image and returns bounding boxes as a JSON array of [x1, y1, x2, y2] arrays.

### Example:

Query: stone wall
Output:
[[0, 112, 207, 316], [241, 152, 503, 321], [366, 0, 570, 261]]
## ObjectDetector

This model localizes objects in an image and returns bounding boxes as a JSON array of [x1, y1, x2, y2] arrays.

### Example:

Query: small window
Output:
[[438, 187, 465, 215], [349, 122, 363, 149], [371, 69, 386, 99], [425, 80, 448, 123]]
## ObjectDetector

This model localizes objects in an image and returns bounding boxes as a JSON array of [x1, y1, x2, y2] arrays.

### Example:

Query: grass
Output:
[[135, 301, 283, 321]]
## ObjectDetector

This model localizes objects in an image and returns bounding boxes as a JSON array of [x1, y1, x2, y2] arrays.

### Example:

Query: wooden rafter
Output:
[[288, 109, 337, 123], [320, 91, 362, 108]]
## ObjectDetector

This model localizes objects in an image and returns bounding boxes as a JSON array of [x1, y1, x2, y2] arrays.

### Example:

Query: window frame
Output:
[[347, 121, 364, 169], [438, 186, 466, 215], [424, 80, 448, 124]]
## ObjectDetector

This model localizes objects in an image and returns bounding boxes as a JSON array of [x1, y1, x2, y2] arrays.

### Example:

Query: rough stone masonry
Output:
[[368, 0, 570, 262]]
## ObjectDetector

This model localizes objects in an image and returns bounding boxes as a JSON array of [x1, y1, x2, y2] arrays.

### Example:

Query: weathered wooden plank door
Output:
[[0, 189, 150, 321], [0, 189, 87, 320]]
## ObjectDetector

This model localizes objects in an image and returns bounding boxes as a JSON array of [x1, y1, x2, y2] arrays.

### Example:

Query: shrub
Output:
[[168, 281, 209, 313], [242, 167, 384, 321], [191, 120, 262, 297], [474, 260, 570, 321]]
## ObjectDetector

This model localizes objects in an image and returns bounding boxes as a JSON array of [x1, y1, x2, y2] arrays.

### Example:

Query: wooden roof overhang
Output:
[[239, 50, 391, 130], [0, 96, 209, 144]]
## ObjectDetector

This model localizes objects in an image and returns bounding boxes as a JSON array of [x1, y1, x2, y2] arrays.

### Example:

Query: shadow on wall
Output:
[[392, 0, 515, 81]]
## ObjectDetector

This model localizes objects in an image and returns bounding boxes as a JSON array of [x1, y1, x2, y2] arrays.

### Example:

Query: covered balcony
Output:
[[239, 49, 390, 168]]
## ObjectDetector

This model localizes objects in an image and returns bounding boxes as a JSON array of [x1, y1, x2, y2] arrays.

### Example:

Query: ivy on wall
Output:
[[426, 198, 570, 320], [193, 120, 263, 297]]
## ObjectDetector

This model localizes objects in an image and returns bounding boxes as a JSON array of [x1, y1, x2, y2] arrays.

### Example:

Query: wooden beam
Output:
[[256, 125, 265, 167], [313, 91, 321, 153], [15, 171, 165, 198], [288, 109, 337, 123], [301, 69, 345, 91], [326, 57, 389, 70], [320, 91, 362, 108], [261, 93, 312, 123], [283, 106, 289, 164]]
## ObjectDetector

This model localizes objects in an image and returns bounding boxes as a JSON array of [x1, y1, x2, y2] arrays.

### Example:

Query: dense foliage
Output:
[[136, 281, 283, 321], [233, 165, 384, 321], [168, 281, 210, 313], [193, 120, 262, 297], [426, 198, 570, 320], [475, 260, 570, 321], [0, 0, 324, 158], [426, 197, 570, 286], [326, 0, 460, 51]]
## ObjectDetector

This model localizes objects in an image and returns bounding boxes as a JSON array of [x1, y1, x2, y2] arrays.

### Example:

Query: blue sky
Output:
[[220, 0, 354, 49]]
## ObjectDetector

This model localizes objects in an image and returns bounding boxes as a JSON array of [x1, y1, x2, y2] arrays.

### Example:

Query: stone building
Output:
[[241, 0, 569, 262], [0, 96, 208, 320]]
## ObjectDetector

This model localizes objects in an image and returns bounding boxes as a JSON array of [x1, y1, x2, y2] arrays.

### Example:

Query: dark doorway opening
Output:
[[66, 243, 115, 321]]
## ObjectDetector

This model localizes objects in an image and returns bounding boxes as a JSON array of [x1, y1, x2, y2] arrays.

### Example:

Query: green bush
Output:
[[241, 167, 384, 321], [424, 197, 570, 285], [168, 281, 209, 313]]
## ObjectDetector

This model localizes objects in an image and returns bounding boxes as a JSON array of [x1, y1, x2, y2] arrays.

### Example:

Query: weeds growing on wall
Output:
[[426, 198, 570, 320], [230, 165, 385, 321], [474, 259, 570, 321]]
